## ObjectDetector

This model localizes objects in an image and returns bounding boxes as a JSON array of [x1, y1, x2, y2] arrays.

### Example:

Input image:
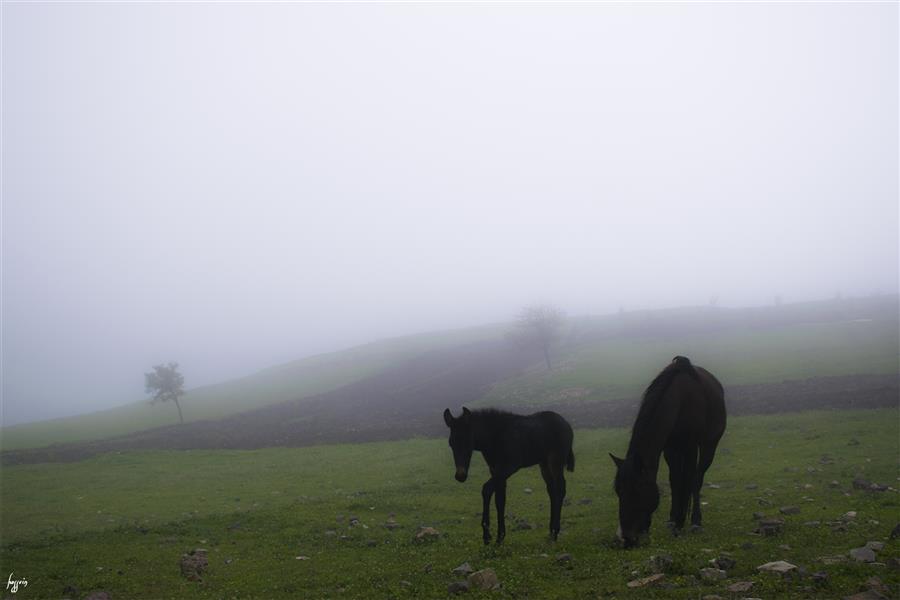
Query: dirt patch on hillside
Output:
[[2, 339, 897, 466]]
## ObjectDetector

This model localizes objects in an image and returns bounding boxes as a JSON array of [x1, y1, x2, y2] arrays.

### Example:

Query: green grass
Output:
[[482, 319, 900, 407], [2, 409, 897, 599]]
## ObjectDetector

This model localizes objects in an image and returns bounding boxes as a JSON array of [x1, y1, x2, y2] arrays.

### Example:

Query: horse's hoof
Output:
[[666, 522, 682, 536], [690, 524, 703, 534]]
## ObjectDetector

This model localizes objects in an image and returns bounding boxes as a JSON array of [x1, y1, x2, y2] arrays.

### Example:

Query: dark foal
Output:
[[610, 356, 726, 548], [443, 407, 575, 544]]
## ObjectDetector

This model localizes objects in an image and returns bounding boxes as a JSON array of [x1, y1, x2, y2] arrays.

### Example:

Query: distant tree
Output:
[[511, 304, 565, 370], [145, 362, 186, 424]]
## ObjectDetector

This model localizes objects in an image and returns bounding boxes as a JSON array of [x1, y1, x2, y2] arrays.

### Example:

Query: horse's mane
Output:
[[471, 407, 519, 425], [630, 356, 699, 439]]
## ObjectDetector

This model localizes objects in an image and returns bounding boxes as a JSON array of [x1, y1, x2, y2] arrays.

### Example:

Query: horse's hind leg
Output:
[[481, 478, 495, 545], [664, 447, 687, 532], [494, 475, 508, 544], [691, 439, 719, 529]]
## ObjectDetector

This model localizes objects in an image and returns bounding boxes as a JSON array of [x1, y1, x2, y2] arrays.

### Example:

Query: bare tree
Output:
[[512, 304, 565, 370], [145, 362, 186, 424]]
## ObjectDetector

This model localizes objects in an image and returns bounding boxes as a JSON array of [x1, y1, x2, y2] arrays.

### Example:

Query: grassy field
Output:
[[482, 319, 900, 407], [0, 324, 505, 451], [1, 409, 897, 599], [4, 299, 898, 452]]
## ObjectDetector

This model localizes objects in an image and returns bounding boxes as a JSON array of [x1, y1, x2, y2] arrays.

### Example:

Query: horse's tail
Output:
[[566, 447, 575, 472]]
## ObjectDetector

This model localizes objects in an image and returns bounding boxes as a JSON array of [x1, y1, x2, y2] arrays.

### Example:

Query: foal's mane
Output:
[[631, 356, 699, 437]]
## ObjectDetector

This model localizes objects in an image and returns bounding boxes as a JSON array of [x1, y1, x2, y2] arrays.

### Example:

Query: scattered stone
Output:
[[755, 518, 785, 536], [523, 487, 533, 494], [853, 477, 872, 490], [712, 556, 736, 571], [752, 512, 765, 520], [843, 592, 888, 600], [841, 511, 858, 521], [869, 483, 888, 492], [348, 515, 360, 526], [295, 555, 310, 560], [888, 557, 900, 570], [366, 540, 378, 548], [757, 560, 798, 574], [324, 530, 337, 537], [648, 553, 674, 573], [864, 577, 889, 596], [727, 581, 754, 593], [780, 506, 800, 515], [556, 553, 573, 564], [467, 568, 499, 590], [339, 535, 350, 541], [707, 483, 721, 489], [384, 517, 401, 530], [414, 526, 440, 542], [423, 564, 433, 573], [83, 593, 111, 600], [745, 483, 758, 490], [699, 567, 726, 581], [399, 580, 412, 588], [448, 581, 469, 594], [865, 541, 884, 552], [180, 549, 208, 581], [830, 480, 841, 488], [811, 571, 828, 583], [452, 562, 474, 576], [577, 498, 592, 505], [779, 544, 791, 551], [626, 573, 665, 588], [850, 547, 877, 563]]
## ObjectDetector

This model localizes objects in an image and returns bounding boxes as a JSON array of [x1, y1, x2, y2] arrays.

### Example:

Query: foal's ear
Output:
[[443, 408, 453, 427], [461, 407, 472, 420], [609, 453, 625, 468]]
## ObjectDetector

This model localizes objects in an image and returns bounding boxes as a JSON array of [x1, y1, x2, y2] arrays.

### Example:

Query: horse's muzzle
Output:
[[455, 468, 468, 482]]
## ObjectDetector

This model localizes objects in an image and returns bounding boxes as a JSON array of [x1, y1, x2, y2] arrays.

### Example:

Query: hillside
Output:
[[2, 296, 897, 454]]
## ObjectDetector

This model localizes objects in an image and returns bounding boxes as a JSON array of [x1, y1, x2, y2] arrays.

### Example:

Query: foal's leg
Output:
[[481, 478, 495, 545], [494, 475, 508, 544], [663, 447, 686, 532], [691, 440, 719, 529], [541, 462, 563, 541]]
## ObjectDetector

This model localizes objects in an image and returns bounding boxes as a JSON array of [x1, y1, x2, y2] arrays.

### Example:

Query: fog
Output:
[[2, 2, 897, 426]]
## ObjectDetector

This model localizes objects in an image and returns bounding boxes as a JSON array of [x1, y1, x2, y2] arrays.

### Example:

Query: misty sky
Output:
[[2, 2, 898, 426]]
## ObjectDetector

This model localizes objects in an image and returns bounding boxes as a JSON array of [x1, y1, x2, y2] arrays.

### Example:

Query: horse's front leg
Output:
[[481, 479, 495, 545], [494, 476, 508, 544]]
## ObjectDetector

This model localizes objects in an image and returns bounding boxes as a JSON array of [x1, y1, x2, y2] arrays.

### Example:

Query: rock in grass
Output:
[[727, 581, 754, 593], [852, 477, 871, 490], [755, 518, 785, 536], [648, 553, 674, 573], [866, 541, 884, 552], [841, 511, 858, 521], [384, 517, 401, 530], [701, 595, 722, 600], [626, 573, 665, 588], [413, 526, 440, 542], [452, 562, 474, 576], [699, 567, 726, 581], [780, 506, 800, 515], [843, 592, 889, 600], [180, 549, 208, 581], [712, 555, 736, 571], [555, 553, 573, 565], [467, 568, 499, 590], [757, 560, 798, 574], [850, 547, 877, 563], [447, 581, 469, 594], [811, 571, 828, 583], [83, 593, 111, 600]]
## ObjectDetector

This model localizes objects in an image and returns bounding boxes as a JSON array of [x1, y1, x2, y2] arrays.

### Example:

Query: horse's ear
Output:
[[461, 407, 472, 420], [443, 408, 453, 427], [609, 453, 625, 468]]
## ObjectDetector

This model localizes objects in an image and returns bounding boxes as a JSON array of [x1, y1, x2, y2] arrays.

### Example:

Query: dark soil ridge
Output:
[[2, 339, 897, 465]]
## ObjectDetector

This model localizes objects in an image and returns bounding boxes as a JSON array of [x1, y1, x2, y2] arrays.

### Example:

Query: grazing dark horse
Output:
[[610, 356, 726, 548], [443, 407, 575, 544]]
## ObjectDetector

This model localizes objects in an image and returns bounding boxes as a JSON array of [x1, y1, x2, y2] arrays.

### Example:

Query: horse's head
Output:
[[443, 407, 474, 482], [610, 453, 659, 548]]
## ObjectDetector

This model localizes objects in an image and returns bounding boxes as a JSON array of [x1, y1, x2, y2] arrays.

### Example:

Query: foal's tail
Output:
[[566, 447, 575, 472]]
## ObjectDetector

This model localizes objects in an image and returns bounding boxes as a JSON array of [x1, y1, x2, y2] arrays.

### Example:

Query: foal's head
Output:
[[443, 407, 474, 483], [610, 453, 659, 548]]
